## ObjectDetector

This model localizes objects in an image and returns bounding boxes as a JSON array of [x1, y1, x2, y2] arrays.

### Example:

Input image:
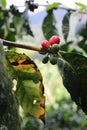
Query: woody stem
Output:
[[2, 39, 41, 52]]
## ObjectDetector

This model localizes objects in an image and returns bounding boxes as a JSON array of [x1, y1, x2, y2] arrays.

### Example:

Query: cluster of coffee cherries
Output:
[[40, 35, 60, 65]]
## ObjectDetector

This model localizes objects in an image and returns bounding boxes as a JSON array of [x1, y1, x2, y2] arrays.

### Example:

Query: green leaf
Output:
[[5, 51, 45, 122], [5, 29, 16, 41], [22, 10, 34, 37], [57, 53, 87, 114], [75, 2, 87, 12], [59, 41, 73, 52], [13, 16, 24, 38], [0, 0, 6, 7], [42, 12, 58, 40], [12, 15, 34, 38], [62, 11, 71, 41], [78, 39, 87, 53], [75, 2, 86, 8], [75, 16, 87, 39], [23, 19, 34, 37], [46, 2, 61, 12]]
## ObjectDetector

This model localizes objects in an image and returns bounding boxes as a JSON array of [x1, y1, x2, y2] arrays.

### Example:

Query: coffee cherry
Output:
[[41, 40, 50, 49], [39, 49, 47, 55], [50, 55, 58, 65], [50, 44, 59, 54], [42, 55, 49, 64], [49, 35, 60, 45]]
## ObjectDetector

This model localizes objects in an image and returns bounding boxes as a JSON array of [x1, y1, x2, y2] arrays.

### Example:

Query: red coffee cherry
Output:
[[41, 40, 50, 49], [49, 35, 60, 45]]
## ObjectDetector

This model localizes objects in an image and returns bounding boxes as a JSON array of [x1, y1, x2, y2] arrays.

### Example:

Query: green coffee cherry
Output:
[[42, 55, 49, 64], [39, 49, 47, 55], [50, 55, 58, 65], [50, 44, 59, 54]]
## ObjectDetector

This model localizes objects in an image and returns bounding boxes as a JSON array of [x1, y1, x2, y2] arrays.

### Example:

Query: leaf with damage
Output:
[[5, 51, 45, 122]]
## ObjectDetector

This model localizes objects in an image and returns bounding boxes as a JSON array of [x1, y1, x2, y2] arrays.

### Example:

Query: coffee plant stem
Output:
[[2, 39, 41, 52]]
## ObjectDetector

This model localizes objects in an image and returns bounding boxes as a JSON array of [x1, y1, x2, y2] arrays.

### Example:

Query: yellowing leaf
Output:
[[5, 51, 45, 122]]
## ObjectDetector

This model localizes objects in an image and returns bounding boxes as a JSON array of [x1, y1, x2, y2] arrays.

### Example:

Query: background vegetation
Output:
[[1, 0, 87, 130]]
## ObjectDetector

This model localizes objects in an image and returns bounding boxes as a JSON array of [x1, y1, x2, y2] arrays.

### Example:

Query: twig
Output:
[[2, 39, 41, 52], [1, 3, 87, 14], [15, 3, 87, 14]]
